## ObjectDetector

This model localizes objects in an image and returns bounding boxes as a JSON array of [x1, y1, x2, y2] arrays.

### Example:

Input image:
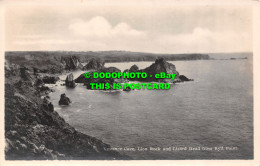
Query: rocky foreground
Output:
[[4, 61, 130, 160]]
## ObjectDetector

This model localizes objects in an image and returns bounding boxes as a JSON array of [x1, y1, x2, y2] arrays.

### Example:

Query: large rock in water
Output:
[[82, 58, 104, 70], [61, 56, 83, 71], [58, 93, 71, 105], [130, 57, 179, 82], [75, 67, 126, 89], [65, 73, 76, 88]]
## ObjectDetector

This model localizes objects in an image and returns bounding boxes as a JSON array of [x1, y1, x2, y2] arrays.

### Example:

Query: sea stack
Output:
[[65, 73, 76, 88], [58, 93, 71, 105]]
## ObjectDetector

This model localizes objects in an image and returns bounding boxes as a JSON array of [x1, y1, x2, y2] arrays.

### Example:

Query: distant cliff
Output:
[[5, 50, 210, 65]]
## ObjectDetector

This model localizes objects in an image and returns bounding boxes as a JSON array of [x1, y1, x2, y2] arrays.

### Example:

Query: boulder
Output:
[[58, 93, 71, 105], [123, 86, 131, 92], [82, 58, 104, 70], [42, 75, 59, 84], [65, 73, 76, 88]]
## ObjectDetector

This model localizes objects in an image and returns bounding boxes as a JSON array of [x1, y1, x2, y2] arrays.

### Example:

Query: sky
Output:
[[5, 2, 252, 54]]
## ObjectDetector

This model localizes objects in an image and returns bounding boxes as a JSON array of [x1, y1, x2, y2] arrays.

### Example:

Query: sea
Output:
[[48, 58, 253, 159]]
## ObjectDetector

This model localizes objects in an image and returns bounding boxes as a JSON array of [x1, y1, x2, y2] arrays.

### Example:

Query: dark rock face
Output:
[[5, 65, 129, 159], [43, 97, 54, 112], [122, 58, 193, 83], [42, 75, 60, 84], [123, 86, 131, 92], [33, 67, 40, 75], [61, 56, 83, 71], [82, 58, 104, 70], [35, 78, 44, 87], [20, 67, 33, 82], [65, 73, 76, 88], [58, 93, 71, 105], [130, 57, 179, 82], [139, 58, 195, 83], [74, 73, 86, 83], [129, 64, 139, 73], [145, 57, 178, 76]]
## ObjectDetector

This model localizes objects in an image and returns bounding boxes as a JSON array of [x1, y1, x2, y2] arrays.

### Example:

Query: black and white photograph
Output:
[[1, 0, 259, 164]]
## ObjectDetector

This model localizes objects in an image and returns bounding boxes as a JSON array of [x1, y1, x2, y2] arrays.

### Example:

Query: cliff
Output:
[[4, 62, 130, 160], [5, 51, 210, 66]]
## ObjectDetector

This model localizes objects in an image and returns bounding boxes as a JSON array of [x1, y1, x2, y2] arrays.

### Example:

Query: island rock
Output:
[[65, 73, 76, 88], [58, 93, 71, 105]]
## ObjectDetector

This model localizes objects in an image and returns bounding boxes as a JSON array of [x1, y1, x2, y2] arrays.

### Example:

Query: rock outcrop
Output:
[[76, 67, 127, 90], [125, 58, 178, 82], [61, 56, 83, 71], [75, 73, 86, 83], [20, 67, 33, 82], [42, 75, 60, 84], [99, 66, 121, 73], [65, 73, 76, 88], [58, 93, 71, 105], [129, 64, 139, 73], [125, 57, 193, 83], [82, 58, 104, 71]]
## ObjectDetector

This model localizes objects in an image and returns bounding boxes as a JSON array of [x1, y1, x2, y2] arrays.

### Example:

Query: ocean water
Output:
[[49, 59, 253, 159]]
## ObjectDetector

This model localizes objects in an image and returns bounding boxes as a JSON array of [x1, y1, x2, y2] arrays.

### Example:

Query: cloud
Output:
[[9, 26, 251, 53], [154, 27, 251, 53], [13, 39, 82, 45], [68, 16, 146, 38]]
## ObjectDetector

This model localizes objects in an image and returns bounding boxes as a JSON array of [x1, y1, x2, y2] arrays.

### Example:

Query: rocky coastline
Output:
[[5, 53, 193, 160]]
